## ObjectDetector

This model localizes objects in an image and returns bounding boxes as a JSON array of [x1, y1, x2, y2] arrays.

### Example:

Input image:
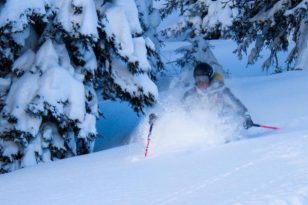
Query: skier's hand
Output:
[[243, 114, 254, 129], [149, 113, 158, 125]]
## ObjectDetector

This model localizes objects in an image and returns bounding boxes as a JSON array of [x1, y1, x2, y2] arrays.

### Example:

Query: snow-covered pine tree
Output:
[[160, 0, 235, 82], [0, 0, 160, 173], [162, 1, 307, 72], [135, 0, 164, 74], [231, 0, 308, 71]]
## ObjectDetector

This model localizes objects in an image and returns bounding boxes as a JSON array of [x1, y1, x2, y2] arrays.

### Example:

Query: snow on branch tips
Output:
[[0, 0, 161, 173]]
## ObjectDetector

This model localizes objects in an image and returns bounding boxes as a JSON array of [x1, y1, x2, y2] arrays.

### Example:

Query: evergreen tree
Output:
[[0, 0, 160, 173], [232, 0, 308, 71], [136, 0, 164, 73], [160, 0, 233, 79], [162, 0, 307, 71]]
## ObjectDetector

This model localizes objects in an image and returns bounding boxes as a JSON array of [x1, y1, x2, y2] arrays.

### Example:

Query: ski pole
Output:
[[144, 113, 157, 157], [144, 123, 154, 157], [252, 123, 279, 130]]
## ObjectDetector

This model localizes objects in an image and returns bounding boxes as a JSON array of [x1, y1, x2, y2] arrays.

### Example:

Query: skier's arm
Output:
[[223, 87, 253, 129], [223, 87, 248, 115]]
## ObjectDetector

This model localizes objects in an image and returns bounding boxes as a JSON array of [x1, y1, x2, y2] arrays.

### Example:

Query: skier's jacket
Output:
[[182, 72, 248, 117]]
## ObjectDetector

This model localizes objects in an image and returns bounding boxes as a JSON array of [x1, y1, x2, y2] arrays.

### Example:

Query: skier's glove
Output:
[[243, 114, 254, 129], [149, 113, 158, 125]]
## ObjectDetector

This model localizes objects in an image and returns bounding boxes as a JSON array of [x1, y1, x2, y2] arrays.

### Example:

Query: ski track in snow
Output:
[[148, 132, 308, 205], [151, 162, 255, 205]]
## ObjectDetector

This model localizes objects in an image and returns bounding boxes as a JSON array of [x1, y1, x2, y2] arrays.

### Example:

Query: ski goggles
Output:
[[194, 75, 210, 83]]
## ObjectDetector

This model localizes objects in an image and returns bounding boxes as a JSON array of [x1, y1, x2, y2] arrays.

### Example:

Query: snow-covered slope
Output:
[[1, 68, 308, 205]]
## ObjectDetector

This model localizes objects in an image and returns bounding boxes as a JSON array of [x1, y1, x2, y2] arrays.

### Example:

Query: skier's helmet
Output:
[[193, 63, 214, 79]]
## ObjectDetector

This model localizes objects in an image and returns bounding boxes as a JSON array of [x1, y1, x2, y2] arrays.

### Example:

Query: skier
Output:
[[183, 62, 254, 129]]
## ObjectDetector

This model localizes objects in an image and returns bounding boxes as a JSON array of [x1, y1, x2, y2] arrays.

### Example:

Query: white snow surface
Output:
[[103, 2, 152, 72], [12, 49, 36, 74], [0, 0, 46, 32], [0, 40, 88, 138], [1, 72, 42, 136], [295, 20, 308, 70], [202, 0, 237, 30], [103, 4, 134, 58], [113, 0, 143, 35], [56, 0, 99, 39], [112, 59, 158, 99], [132, 37, 151, 71], [166, 0, 237, 37], [1, 67, 308, 204]]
